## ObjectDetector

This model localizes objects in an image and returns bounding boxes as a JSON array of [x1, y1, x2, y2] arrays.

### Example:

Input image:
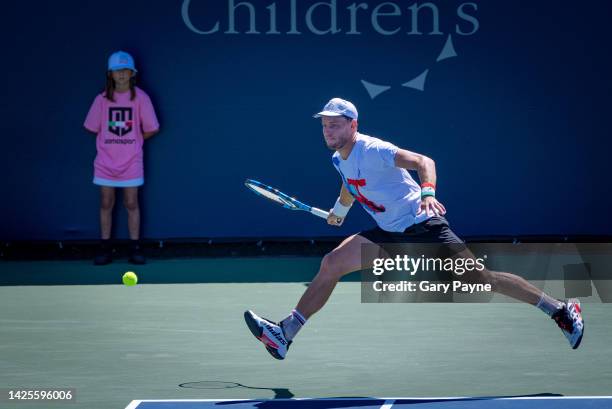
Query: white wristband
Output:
[[332, 197, 352, 218]]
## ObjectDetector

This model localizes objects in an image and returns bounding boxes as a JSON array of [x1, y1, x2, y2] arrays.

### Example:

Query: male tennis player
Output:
[[244, 98, 584, 359]]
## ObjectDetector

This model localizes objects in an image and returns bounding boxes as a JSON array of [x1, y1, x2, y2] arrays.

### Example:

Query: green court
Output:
[[1, 258, 611, 409]]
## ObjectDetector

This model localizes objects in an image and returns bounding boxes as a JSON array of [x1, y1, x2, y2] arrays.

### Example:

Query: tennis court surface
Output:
[[2, 258, 612, 409]]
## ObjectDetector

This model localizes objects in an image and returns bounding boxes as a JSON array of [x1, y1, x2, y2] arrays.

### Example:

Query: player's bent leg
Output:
[[296, 233, 377, 319], [244, 234, 378, 360]]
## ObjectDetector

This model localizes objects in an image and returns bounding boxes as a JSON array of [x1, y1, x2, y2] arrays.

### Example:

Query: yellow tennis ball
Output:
[[122, 271, 138, 286]]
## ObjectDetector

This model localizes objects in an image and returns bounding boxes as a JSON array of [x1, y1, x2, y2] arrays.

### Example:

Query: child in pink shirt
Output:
[[84, 51, 159, 265]]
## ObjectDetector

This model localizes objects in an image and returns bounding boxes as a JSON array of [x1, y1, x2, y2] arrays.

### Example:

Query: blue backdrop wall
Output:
[[2, 0, 611, 240]]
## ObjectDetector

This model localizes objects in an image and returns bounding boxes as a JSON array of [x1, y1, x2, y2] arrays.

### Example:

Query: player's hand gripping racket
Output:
[[245, 179, 342, 224]]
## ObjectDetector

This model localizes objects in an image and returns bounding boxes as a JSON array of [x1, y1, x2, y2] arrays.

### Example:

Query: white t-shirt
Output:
[[332, 133, 431, 232]]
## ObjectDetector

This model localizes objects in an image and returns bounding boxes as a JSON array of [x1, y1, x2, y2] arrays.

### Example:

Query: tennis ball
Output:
[[122, 271, 138, 286]]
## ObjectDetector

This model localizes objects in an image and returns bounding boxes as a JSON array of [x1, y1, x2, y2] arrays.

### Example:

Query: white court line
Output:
[[125, 400, 141, 409], [380, 399, 396, 409]]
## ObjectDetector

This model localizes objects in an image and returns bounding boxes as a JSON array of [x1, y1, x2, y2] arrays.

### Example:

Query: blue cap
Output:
[[108, 51, 137, 72]]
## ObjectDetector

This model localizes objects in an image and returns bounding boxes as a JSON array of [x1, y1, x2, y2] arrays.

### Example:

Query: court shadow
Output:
[[179, 381, 294, 399], [201, 393, 565, 408]]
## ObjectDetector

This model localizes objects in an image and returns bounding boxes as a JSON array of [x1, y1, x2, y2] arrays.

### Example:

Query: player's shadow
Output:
[[179, 381, 294, 399], [184, 392, 564, 408]]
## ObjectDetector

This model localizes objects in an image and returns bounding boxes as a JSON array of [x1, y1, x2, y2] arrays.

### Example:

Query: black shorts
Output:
[[359, 216, 463, 245]]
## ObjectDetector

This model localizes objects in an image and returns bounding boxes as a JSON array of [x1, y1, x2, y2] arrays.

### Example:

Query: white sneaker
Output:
[[244, 310, 291, 360], [551, 298, 584, 349]]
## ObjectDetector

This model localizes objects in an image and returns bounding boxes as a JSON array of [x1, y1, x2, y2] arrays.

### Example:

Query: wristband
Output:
[[332, 197, 352, 218], [421, 183, 436, 198]]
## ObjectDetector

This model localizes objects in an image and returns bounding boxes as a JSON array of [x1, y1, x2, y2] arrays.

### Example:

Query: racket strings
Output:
[[246, 183, 297, 208]]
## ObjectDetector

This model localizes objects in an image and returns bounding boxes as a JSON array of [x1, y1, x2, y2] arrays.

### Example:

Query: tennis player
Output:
[[244, 98, 584, 359]]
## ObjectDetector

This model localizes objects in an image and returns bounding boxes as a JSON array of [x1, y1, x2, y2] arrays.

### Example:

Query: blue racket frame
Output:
[[244, 179, 330, 220]]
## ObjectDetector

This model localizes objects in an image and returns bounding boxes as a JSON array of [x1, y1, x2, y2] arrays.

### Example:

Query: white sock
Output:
[[280, 309, 307, 341], [536, 293, 564, 316]]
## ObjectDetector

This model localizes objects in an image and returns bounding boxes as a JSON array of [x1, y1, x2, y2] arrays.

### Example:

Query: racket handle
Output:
[[310, 207, 330, 219]]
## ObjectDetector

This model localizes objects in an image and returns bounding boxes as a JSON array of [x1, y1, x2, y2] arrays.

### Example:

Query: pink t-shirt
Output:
[[84, 87, 159, 181]]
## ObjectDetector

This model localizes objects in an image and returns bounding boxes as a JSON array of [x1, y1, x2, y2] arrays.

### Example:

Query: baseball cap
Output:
[[313, 98, 358, 120], [108, 51, 137, 72]]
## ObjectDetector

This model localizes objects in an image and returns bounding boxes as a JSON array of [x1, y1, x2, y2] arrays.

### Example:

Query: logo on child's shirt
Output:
[[108, 107, 133, 136]]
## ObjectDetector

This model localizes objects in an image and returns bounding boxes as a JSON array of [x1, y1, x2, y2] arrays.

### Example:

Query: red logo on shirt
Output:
[[347, 178, 386, 213]]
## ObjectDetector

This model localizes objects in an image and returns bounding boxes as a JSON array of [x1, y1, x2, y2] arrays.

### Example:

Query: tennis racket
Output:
[[245, 179, 341, 223]]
